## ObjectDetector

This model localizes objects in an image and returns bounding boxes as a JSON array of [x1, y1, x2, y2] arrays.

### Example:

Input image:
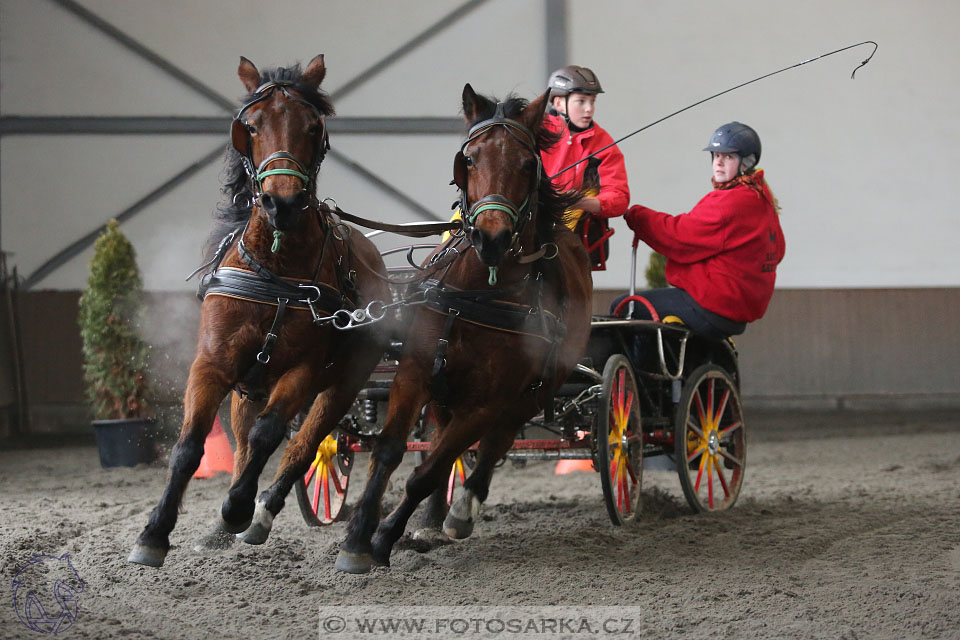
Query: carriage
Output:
[[292, 241, 747, 529]]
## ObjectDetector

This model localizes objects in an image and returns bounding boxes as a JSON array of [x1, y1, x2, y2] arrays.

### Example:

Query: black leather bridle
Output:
[[453, 102, 542, 243], [231, 80, 331, 207]]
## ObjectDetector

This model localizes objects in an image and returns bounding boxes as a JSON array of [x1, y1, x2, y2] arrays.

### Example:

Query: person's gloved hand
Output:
[[624, 205, 646, 234]]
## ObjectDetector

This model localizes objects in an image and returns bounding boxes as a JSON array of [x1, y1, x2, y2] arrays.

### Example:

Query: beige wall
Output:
[[8, 288, 959, 435]]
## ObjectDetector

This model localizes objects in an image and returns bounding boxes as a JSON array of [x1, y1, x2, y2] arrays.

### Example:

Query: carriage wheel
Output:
[[414, 406, 476, 506], [295, 430, 354, 526], [675, 364, 745, 512], [597, 355, 643, 525]]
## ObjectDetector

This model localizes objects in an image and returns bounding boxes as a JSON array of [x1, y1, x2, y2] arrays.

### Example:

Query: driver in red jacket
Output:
[[542, 65, 630, 226], [613, 122, 785, 339]]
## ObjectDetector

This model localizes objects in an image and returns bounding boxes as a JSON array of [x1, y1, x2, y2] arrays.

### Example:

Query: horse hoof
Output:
[[335, 549, 374, 574], [218, 513, 252, 535], [238, 499, 274, 545], [128, 545, 167, 567], [238, 522, 269, 545], [442, 513, 475, 540], [444, 489, 480, 539], [193, 523, 236, 552]]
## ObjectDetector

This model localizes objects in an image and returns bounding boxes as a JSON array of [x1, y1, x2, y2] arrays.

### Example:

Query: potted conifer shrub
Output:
[[78, 220, 156, 467], [645, 251, 667, 289]]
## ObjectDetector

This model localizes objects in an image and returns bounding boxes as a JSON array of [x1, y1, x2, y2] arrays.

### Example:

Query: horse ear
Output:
[[303, 54, 326, 89], [462, 83, 480, 123], [522, 89, 550, 134], [238, 56, 261, 93]]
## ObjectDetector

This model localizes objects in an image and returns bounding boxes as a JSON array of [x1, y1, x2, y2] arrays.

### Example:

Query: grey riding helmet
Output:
[[548, 65, 604, 98], [704, 122, 761, 173]]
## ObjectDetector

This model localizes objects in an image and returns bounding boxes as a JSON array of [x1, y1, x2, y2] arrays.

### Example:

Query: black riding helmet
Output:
[[704, 122, 761, 174]]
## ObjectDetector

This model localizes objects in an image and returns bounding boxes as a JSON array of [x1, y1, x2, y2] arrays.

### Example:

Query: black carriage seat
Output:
[[660, 315, 738, 351]]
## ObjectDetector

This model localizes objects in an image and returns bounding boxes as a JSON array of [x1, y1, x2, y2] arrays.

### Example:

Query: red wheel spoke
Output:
[[330, 465, 345, 494], [707, 379, 715, 426], [694, 451, 707, 491], [719, 421, 742, 438], [322, 467, 332, 520], [686, 417, 705, 440], [707, 456, 715, 509], [715, 389, 730, 425], [617, 370, 625, 420], [687, 444, 706, 463], [694, 390, 708, 431], [718, 448, 743, 468], [623, 484, 632, 514], [311, 462, 322, 513], [303, 460, 318, 486], [715, 461, 731, 498], [623, 390, 634, 426], [625, 453, 639, 483]]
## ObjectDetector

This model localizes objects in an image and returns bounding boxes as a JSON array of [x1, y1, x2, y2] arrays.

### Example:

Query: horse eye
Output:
[[521, 158, 537, 172], [464, 156, 474, 167], [246, 123, 257, 135], [308, 124, 320, 136]]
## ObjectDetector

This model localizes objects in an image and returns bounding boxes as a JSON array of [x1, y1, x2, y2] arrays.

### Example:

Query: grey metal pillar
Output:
[[545, 0, 569, 80]]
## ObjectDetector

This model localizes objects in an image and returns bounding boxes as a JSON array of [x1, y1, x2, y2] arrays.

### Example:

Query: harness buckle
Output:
[[297, 284, 322, 304], [256, 331, 277, 364]]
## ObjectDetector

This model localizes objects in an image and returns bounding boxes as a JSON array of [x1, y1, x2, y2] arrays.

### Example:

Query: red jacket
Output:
[[541, 114, 630, 218], [626, 171, 785, 322]]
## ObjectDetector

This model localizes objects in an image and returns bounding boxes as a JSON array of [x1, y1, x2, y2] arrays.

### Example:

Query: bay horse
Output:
[[128, 55, 389, 567], [335, 85, 593, 573]]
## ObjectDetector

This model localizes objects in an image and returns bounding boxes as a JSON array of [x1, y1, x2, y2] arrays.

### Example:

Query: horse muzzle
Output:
[[260, 191, 308, 231], [470, 226, 513, 267]]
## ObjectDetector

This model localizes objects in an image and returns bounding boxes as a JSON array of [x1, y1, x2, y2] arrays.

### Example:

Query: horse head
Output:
[[231, 55, 333, 233], [456, 84, 549, 268]]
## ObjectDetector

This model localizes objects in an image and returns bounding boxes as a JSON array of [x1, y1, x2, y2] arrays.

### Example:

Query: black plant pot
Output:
[[92, 418, 157, 468]]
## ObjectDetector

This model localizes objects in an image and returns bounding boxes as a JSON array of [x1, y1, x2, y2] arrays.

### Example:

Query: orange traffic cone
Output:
[[555, 459, 594, 475], [193, 416, 234, 478]]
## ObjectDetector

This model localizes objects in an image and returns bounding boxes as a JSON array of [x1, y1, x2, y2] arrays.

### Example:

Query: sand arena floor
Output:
[[1, 410, 959, 639]]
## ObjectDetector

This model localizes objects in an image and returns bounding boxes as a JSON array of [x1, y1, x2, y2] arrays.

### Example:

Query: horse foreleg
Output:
[[370, 407, 501, 564], [416, 404, 453, 532], [193, 392, 260, 553], [336, 384, 428, 574], [219, 365, 313, 534], [242, 356, 375, 545], [129, 363, 231, 567], [444, 414, 523, 540]]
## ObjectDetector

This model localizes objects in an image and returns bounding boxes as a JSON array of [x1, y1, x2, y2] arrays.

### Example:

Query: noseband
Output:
[[232, 80, 331, 205], [455, 102, 542, 236]]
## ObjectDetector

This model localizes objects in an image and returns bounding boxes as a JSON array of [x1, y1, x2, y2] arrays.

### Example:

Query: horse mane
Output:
[[204, 63, 336, 258], [464, 93, 581, 244]]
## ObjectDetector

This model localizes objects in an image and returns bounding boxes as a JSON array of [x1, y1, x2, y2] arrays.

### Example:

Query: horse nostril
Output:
[[469, 227, 483, 247], [294, 191, 309, 210], [260, 193, 276, 212]]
